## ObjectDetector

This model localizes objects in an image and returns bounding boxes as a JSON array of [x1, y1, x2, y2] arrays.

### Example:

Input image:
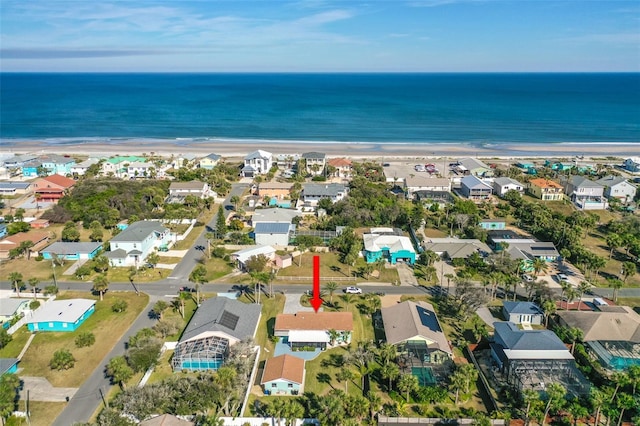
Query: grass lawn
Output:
[[106, 266, 172, 283], [18, 291, 149, 387], [146, 350, 175, 385], [273, 252, 399, 285], [0, 327, 32, 358], [582, 230, 640, 287], [616, 297, 640, 309], [246, 294, 285, 362], [171, 206, 218, 251], [0, 257, 70, 282], [155, 256, 183, 264], [17, 401, 66, 426], [201, 256, 234, 282]]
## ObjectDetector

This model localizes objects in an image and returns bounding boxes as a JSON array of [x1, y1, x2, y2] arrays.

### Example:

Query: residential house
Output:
[[502, 302, 544, 325], [0, 359, 19, 376], [106, 221, 173, 267], [557, 306, 640, 370], [30, 219, 50, 229], [301, 183, 347, 207], [125, 161, 155, 179], [381, 300, 453, 385], [527, 178, 564, 201], [565, 176, 608, 210], [492, 177, 524, 198], [254, 222, 295, 247], [32, 174, 75, 203], [38, 154, 75, 176], [363, 228, 416, 265], [478, 219, 506, 231], [2, 154, 37, 170], [454, 158, 493, 177], [42, 242, 103, 261], [491, 322, 588, 394], [171, 154, 198, 170], [172, 297, 261, 371], [241, 150, 273, 177], [596, 176, 637, 204], [0, 231, 49, 259], [167, 181, 213, 203], [230, 245, 276, 271], [0, 299, 31, 324], [26, 299, 96, 332], [327, 158, 353, 179], [422, 238, 491, 260], [251, 208, 301, 226], [140, 415, 194, 426], [623, 157, 640, 173], [301, 152, 326, 176], [0, 224, 7, 239], [199, 153, 221, 170], [274, 311, 353, 350], [0, 181, 31, 196], [21, 160, 43, 178], [70, 158, 99, 177], [258, 182, 293, 200], [261, 354, 305, 395], [101, 156, 147, 177], [404, 176, 451, 198], [459, 176, 492, 200]]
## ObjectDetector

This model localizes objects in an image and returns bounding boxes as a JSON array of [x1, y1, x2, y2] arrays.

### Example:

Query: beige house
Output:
[[527, 178, 564, 201], [258, 182, 293, 200]]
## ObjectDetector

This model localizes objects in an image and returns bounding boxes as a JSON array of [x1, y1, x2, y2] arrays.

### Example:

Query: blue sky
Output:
[[1, 0, 639, 72]]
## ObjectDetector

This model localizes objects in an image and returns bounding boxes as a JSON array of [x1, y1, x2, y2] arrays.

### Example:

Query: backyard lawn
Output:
[[0, 327, 32, 358], [18, 291, 149, 387], [17, 401, 66, 426]]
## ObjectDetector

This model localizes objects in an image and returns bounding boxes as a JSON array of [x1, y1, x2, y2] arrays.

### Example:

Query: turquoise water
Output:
[[411, 366, 436, 386], [1, 73, 639, 145]]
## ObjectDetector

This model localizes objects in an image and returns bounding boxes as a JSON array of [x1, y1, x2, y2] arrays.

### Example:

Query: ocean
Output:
[[1, 73, 639, 148]]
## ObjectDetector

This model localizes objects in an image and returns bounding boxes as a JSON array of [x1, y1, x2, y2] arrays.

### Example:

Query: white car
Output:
[[522, 274, 534, 282], [557, 273, 569, 282], [344, 286, 363, 294]]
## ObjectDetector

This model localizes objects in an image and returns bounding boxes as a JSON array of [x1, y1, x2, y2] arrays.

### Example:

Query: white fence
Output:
[[7, 295, 56, 335]]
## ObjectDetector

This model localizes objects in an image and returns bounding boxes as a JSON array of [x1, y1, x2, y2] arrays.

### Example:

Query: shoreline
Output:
[[2, 139, 639, 160]]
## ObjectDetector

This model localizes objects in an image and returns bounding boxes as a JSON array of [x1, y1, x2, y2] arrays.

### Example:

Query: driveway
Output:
[[283, 293, 318, 314], [396, 263, 418, 286], [476, 306, 501, 328], [20, 377, 78, 402]]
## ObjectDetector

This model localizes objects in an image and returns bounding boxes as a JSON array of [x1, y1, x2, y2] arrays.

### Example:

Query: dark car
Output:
[[179, 286, 195, 293]]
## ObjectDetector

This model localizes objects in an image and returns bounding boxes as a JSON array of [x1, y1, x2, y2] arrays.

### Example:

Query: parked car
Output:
[[522, 274, 534, 282], [556, 273, 569, 282], [344, 286, 363, 294], [179, 286, 195, 293]]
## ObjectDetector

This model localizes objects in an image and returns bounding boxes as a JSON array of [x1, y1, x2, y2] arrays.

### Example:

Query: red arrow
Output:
[[310, 255, 323, 313]]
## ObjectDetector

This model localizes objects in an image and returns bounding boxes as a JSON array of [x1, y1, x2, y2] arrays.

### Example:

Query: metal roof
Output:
[[0, 299, 30, 316], [27, 299, 95, 325], [0, 182, 31, 190], [110, 221, 168, 243], [42, 242, 102, 255], [254, 222, 293, 234], [0, 358, 18, 375], [494, 321, 568, 352], [503, 301, 543, 316], [302, 183, 346, 197]]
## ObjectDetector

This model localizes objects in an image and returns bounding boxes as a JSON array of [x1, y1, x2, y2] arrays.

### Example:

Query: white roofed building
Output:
[[241, 150, 273, 177], [363, 230, 416, 265]]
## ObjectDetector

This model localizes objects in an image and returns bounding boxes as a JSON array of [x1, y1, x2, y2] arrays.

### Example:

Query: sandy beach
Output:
[[2, 139, 640, 161]]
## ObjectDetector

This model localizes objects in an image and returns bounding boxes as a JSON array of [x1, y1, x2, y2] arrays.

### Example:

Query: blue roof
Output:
[[503, 301, 542, 315], [494, 322, 567, 351], [254, 222, 292, 234], [0, 182, 31, 190]]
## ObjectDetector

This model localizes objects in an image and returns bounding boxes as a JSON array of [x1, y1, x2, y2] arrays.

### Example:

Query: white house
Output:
[[70, 158, 99, 177], [106, 221, 174, 267], [254, 222, 295, 247], [126, 162, 155, 178], [596, 176, 637, 204], [251, 208, 301, 226], [492, 177, 524, 198], [404, 176, 451, 198], [241, 150, 273, 177], [623, 157, 640, 173], [301, 183, 347, 207], [230, 245, 276, 270], [565, 176, 608, 210], [168, 181, 213, 203]]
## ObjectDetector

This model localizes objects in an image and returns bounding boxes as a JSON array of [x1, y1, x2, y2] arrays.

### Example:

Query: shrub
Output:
[[50, 349, 75, 370], [44, 285, 59, 296], [0, 328, 12, 349], [34, 255, 44, 262], [111, 299, 128, 313], [29, 300, 40, 310], [75, 332, 96, 348]]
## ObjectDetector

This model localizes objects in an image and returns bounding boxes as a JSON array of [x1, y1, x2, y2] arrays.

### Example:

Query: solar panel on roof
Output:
[[219, 310, 239, 330]]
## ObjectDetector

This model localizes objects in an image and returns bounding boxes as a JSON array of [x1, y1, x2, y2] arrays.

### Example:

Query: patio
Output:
[[274, 337, 323, 361]]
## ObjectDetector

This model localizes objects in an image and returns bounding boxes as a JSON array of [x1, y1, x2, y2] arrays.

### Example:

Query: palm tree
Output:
[[92, 274, 109, 300], [607, 277, 624, 302], [627, 365, 640, 395], [615, 393, 635, 426], [532, 258, 549, 276], [267, 398, 286, 426], [367, 393, 383, 423], [380, 362, 400, 391], [621, 261, 636, 284], [230, 195, 240, 210], [606, 233, 622, 259], [28, 277, 39, 300], [610, 371, 630, 403], [569, 327, 583, 355], [327, 329, 340, 346], [542, 299, 556, 327], [564, 287, 578, 310], [324, 281, 339, 304], [542, 383, 566, 426], [9, 272, 23, 296], [576, 281, 591, 311], [336, 367, 356, 393], [522, 389, 541, 426], [397, 374, 419, 402], [283, 399, 304, 426], [341, 293, 355, 308], [449, 370, 467, 405], [589, 388, 607, 426]]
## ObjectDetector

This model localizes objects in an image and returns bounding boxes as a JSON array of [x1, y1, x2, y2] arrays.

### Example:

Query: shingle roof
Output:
[[110, 221, 168, 243], [254, 222, 293, 235], [42, 242, 102, 255], [557, 307, 640, 343], [303, 183, 346, 197], [180, 297, 261, 343], [0, 299, 30, 317], [0, 182, 31, 190], [245, 150, 272, 160], [0, 358, 18, 375], [0, 232, 49, 248], [26, 299, 95, 325], [139, 414, 194, 426], [423, 238, 491, 259], [596, 175, 630, 187], [381, 300, 452, 354], [261, 354, 305, 385], [503, 301, 542, 316], [251, 208, 301, 224], [569, 176, 603, 189], [302, 152, 326, 160], [204, 153, 221, 161], [39, 174, 75, 189], [275, 312, 353, 332], [493, 177, 523, 187], [494, 322, 568, 351], [169, 181, 206, 190]]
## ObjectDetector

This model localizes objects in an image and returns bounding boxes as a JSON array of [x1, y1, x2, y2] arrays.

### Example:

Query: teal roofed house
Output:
[[26, 299, 96, 332], [363, 228, 416, 265]]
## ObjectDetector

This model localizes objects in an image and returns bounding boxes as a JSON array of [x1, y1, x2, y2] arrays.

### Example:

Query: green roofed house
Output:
[[102, 155, 147, 178], [381, 300, 453, 386], [172, 297, 261, 371], [363, 227, 416, 265]]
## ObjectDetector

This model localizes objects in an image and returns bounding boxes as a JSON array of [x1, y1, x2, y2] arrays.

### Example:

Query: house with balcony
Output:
[[596, 176, 637, 204], [105, 221, 173, 267], [492, 177, 524, 198], [101, 156, 148, 178], [404, 176, 451, 198], [527, 178, 564, 201], [199, 153, 221, 170], [2, 154, 37, 170], [39, 154, 76, 176], [70, 158, 100, 177], [32, 174, 75, 203], [167, 181, 213, 203], [460, 176, 492, 200], [258, 182, 293, 200], [453, 158, 493, 177], [565, 176, 608, 210], [301, 152, 326, 176], [623, 157, 640, 173], [327, 158, 353, 179], [301, 183, 347, 208], [241, 150, 273, 177]]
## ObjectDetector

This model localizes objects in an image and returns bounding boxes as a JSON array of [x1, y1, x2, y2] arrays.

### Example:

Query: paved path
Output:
[[52, 295, 161, 426], [62, 259, 88, 276], [476, 306, 500, 328], [20, 377, 78, 402], [396, 263, 418, 286], [283, 293, 318, 314]]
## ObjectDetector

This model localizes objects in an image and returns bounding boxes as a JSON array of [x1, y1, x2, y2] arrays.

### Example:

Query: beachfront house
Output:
[[492, 177, 524, 198], [527, 178, 564, 201], [101, 156, 148, 178], [460, 175, 492, 200], [453, 158, 493, 177], [363, 228, 416, 265], [261, 354, 305, 396], [241, 150, 273, 177], [199, 153, 221, 170], [404, 176, 451, 198], [623, 157, 640, 173], [327, 158, 353, 180], [565, 176, 608, 210], [26, 299, 96, 332], [596, 176, 637, 204], [105, 221, 174, 267], [32, 174, 75, 203], [2, 154, 37, 171], [172, 297, 261, 371], [70, 158, 100, 177], [301, 152, 327, 176]]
